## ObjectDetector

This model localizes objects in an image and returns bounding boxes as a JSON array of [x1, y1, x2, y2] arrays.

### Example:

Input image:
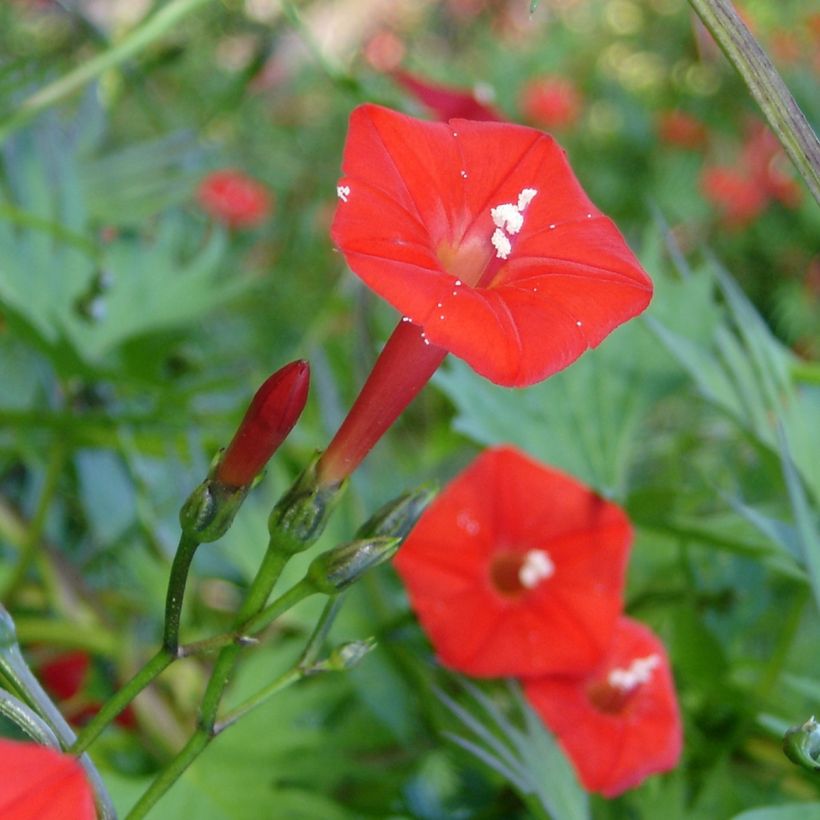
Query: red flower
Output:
[[741, 120, 802, 208], [196, 169, 272, 228], [393, 446, 631, 677], [38, 651, 136, 729], [519, 76, 582, 130], [657, 110, 707, 150], [700, 166, 767, 228], [216, 360, 310, 488], [317, 104, 651, 486], [331, 104, 652, 387], [392, 70, 504, 122], [523, 617, 682, 797], [0, 738, 96, 819]]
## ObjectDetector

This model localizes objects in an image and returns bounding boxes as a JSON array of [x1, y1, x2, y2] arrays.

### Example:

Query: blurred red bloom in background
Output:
[[519, 76, 582, 130], [331, 104, 652, 387], [38, 651, 136, 729], [741, 120, 802, 208], [700, 166, 767, 228], [391, 69, 504, 122], [0, 738, 96, 819], [657, 110, 707, 150], [196, 169, 272, 228], [394, 446, 631, 677], [523, 617, 682, 797]]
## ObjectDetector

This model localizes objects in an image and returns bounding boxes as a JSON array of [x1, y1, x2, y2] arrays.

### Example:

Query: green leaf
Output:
[[731, 804, 820, 820]]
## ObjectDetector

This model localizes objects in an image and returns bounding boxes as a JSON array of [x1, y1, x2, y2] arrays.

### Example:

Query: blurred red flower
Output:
[[523, 617, 682, 797], [196, 169, 272, 228], [657, 110, 707, 150], [38, 651, 136, 730], [391, 70, 504, 122], [331, 104, 652, 388], [700, 166, 767, 228], [741, 120, 802, 208], [394, 446, 631, 677], [519, 76, 582, 130], [0, 738, 96, 819]]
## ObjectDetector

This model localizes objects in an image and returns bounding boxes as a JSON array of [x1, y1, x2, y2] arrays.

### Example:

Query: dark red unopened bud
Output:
[[216, 360, 310, 488]]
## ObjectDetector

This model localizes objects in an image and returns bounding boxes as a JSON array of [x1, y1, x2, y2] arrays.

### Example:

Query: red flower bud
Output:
[[215, 360, 310, 488]]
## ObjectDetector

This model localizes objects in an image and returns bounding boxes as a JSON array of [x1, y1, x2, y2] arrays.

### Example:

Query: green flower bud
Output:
[[307, 536, 400, 594], [322, 638, 377, 672], [783, 716, 820, 772], [356, 484, 436, 540]]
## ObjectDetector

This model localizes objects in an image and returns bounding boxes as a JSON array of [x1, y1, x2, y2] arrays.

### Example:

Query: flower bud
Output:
[[307, 536, 401, 594], [783, 716, 820, 771], [321, 638, 377, 672], [179, 476, 249, 543], [216, 360, 310, 489], [356, 484, 436, 540]]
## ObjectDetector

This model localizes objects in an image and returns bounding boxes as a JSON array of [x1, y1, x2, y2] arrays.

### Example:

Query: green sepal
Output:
[[307, 536, 401, 594]]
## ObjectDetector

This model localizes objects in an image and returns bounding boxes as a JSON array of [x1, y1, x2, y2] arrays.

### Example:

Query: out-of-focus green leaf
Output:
[[732, 804, 820, 820]]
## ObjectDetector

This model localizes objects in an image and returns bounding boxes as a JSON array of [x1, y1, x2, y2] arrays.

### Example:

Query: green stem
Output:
[[214, 594, 343, 735], [0, 689, 61, 748], [242, 578, 316, 636], [0, 0, 216, 142], [163, 534, 201, 654], [1, 441, 67, 604], [126, 730, 210, 820], [70, 649, 173, 755], [687, 0, 820, 202]]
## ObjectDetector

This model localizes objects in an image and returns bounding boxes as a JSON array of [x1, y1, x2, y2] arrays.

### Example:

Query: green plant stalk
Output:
[[70, 649, 173, 755], [0, 689, 62, 748], [214, 594, 344, 735], [0, 0, 216, 141], [687, 0, 820, 202], [1, 441, 67, 603], [163, 533, 202, 654], [127, 542, 291, 819]]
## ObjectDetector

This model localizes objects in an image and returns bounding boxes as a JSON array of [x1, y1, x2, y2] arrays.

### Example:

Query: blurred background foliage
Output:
[[0, 0, 818, 817]]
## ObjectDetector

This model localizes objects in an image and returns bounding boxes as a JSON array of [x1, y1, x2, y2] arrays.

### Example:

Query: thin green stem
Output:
[[70, 649, 173, 755], [126, 730, 209, 820], [214, 594, 344, 735], [0, 0, 216, 141], [687, 0, 820, 202], [1, 441, 67, 604], [163, 533, 202, 654], [242, 578, 316, 636]]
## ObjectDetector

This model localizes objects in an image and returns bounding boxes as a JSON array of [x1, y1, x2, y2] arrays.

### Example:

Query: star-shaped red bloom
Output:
[[394, 446, 631, 677], [332, 104, 652, 387], [0, 738, 96, 819], [523, 617, 683, 797]]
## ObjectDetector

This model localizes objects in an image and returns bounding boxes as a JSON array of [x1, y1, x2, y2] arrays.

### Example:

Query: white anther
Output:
[[336, 185, 350, 202], [608, 655, 661, 691], [491, 228, 512, 260], [518, 550, 554, 589]]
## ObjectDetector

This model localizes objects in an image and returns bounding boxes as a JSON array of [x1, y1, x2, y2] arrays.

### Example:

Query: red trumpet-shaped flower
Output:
[[523, 617, 682, 797], [393, 446, 631, 677], [196, 169, 272, 228], [332, 104, 651, 388], [216, 360, 310, 488], [317, 105, 651, 485], [0, 739, 96, 819]]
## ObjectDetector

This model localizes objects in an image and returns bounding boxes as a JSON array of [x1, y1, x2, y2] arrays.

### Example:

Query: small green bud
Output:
[[783, 716, 820, 771], [268, 456, 346, 555], [179, 477, 249, 543], [321, 638, 377, 672], [307, 536, 401, 594], [356, 484, 437, 540]]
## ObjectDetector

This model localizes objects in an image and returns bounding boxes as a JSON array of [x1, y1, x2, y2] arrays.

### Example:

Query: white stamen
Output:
[[336, 184, 350, 202], [460, 170, 468, 179], [576, 320, 583, 327], [454, 279, 462, 286], [586, 212, 593, 218], [549, 223, 556, 230], [491, 228, 512, 259], [608, 654, 661, 691], [439, 314, 445, 320], [517, 188, 538, 210], [518, 550, 554, 589], [491, 202, 524, 235]]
